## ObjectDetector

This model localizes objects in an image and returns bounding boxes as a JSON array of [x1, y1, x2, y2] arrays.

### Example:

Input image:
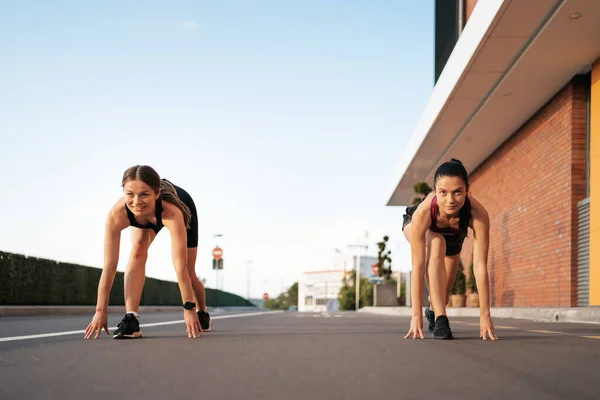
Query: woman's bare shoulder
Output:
[[161, 200, 183, 223], [410, 193, 434, 227], [468, 195, 490, 226], [413, 192, 434, 215], [106, 197, 129, 229]]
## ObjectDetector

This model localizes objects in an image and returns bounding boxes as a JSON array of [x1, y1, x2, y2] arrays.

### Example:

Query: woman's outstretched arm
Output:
[[404, 203, 430, 339], [85, 202, 127, 339], [163, 204, 201, 338], [470, 196, 498, 340]]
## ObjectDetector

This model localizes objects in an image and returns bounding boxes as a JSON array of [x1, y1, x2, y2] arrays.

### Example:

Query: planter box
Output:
[[451, 294, 466, 307], [468, 293, 480, 307]]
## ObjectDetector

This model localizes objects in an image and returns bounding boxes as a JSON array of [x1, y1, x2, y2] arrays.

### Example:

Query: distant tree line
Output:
[[263, 282, 298, 310]]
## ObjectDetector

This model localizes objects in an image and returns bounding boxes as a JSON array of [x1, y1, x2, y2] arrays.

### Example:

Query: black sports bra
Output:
[[125, 198, 164, 233]]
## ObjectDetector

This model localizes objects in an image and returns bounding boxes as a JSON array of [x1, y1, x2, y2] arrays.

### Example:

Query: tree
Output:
[[337, 282, 356, 311], [263, 298, 279, 310], [360, 277, 374, 308], [412, 181, 432, 205], [263, 281, 298, 310], [376, 235, 393, 282], [287, 282, 298, 306], [337, 269, 374, 310]]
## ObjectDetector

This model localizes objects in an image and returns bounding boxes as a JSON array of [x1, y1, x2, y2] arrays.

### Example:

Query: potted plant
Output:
[[373, 235, 398, 306], [376, 235, 393, 282], [467, 262, 479, 307], [451, 261, 467, 307]]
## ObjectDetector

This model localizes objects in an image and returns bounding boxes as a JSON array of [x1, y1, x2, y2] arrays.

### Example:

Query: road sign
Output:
[[368, 277, 384, 283], [212, 258, 223, 270], [372, 263, 380, 275], [212, 246, 223, 260], [263, 293, 269, 301]]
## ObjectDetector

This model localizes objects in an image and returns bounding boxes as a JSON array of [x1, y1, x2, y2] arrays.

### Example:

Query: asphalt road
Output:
[[1, 309, 599, 400]]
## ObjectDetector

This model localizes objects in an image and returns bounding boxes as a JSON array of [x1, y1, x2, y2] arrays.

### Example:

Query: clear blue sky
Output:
[[0, 1, 434, 299]]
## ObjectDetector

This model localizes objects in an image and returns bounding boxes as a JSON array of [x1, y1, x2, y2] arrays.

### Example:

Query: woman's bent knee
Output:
[[130, 244, 148, 261], [426, 232, 446, 257]]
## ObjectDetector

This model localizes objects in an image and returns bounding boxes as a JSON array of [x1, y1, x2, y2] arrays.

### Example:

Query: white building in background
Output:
[[299, 270, 346, 312], [299, 254, 381, 312]]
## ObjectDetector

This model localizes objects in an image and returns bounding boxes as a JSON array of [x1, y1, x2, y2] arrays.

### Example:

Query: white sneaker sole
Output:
[[113, 331, 143, 339]]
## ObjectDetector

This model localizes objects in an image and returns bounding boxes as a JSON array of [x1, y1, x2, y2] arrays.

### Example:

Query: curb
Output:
[[359, 306, 600, 324], [0, 306, 259, 318]]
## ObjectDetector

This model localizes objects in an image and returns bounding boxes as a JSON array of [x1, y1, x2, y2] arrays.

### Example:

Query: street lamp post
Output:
[[246, 260, 253, 300], [213, 234, 223, 291], [333, 248, 341, 270], [348, 244, 368, 311]]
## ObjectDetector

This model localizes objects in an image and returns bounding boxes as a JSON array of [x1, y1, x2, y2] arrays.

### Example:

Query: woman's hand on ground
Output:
[[184, 309, 201, 338], [480, 314, 499, 340], [84, 311, 110, 339], [404, 315, 425, 339]]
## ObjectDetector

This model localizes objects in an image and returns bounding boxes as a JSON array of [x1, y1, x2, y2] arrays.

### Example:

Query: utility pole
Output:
[[348, 243, 368, 311]]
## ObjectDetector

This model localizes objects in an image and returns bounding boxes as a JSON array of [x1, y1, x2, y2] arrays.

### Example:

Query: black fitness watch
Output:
[[183, 301, 196, 310]]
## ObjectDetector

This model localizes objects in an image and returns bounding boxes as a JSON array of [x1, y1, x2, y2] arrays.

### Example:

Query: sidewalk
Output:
[[360, 306, 600, 325]]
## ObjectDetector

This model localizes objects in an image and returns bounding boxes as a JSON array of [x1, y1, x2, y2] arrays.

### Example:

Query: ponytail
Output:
[[159, 180, 191, 229]]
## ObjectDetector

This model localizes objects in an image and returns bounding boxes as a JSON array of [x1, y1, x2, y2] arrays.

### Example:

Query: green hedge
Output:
[[0, 251, 254, 307]]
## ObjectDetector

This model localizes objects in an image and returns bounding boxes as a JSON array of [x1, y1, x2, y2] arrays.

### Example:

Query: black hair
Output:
[[433, 159, 469, 190]]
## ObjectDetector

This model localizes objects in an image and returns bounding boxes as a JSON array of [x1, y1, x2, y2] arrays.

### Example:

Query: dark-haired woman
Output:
[[84, 165, 211, 339], [402, 159, 497, 341]]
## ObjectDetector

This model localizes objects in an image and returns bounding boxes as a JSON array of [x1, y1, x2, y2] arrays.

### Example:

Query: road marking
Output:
[[525, 329, 565, 334], [581, 336, 600, 340], [0, 311, 282, 343], [450, 323, 520, 330]]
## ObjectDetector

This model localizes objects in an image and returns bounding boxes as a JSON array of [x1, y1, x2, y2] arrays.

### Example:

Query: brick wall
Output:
[[460, 76, 588, 307]]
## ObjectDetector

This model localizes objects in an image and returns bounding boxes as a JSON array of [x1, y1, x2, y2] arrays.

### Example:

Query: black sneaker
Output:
[[198, 310, 211, 332], [424, 306, 436, 333], [113, 313, 143, 339], [432, 315, 454, 340]]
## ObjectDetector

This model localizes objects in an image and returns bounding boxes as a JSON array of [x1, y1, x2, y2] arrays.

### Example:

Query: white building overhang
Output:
[[387, 0, 600, 206]]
